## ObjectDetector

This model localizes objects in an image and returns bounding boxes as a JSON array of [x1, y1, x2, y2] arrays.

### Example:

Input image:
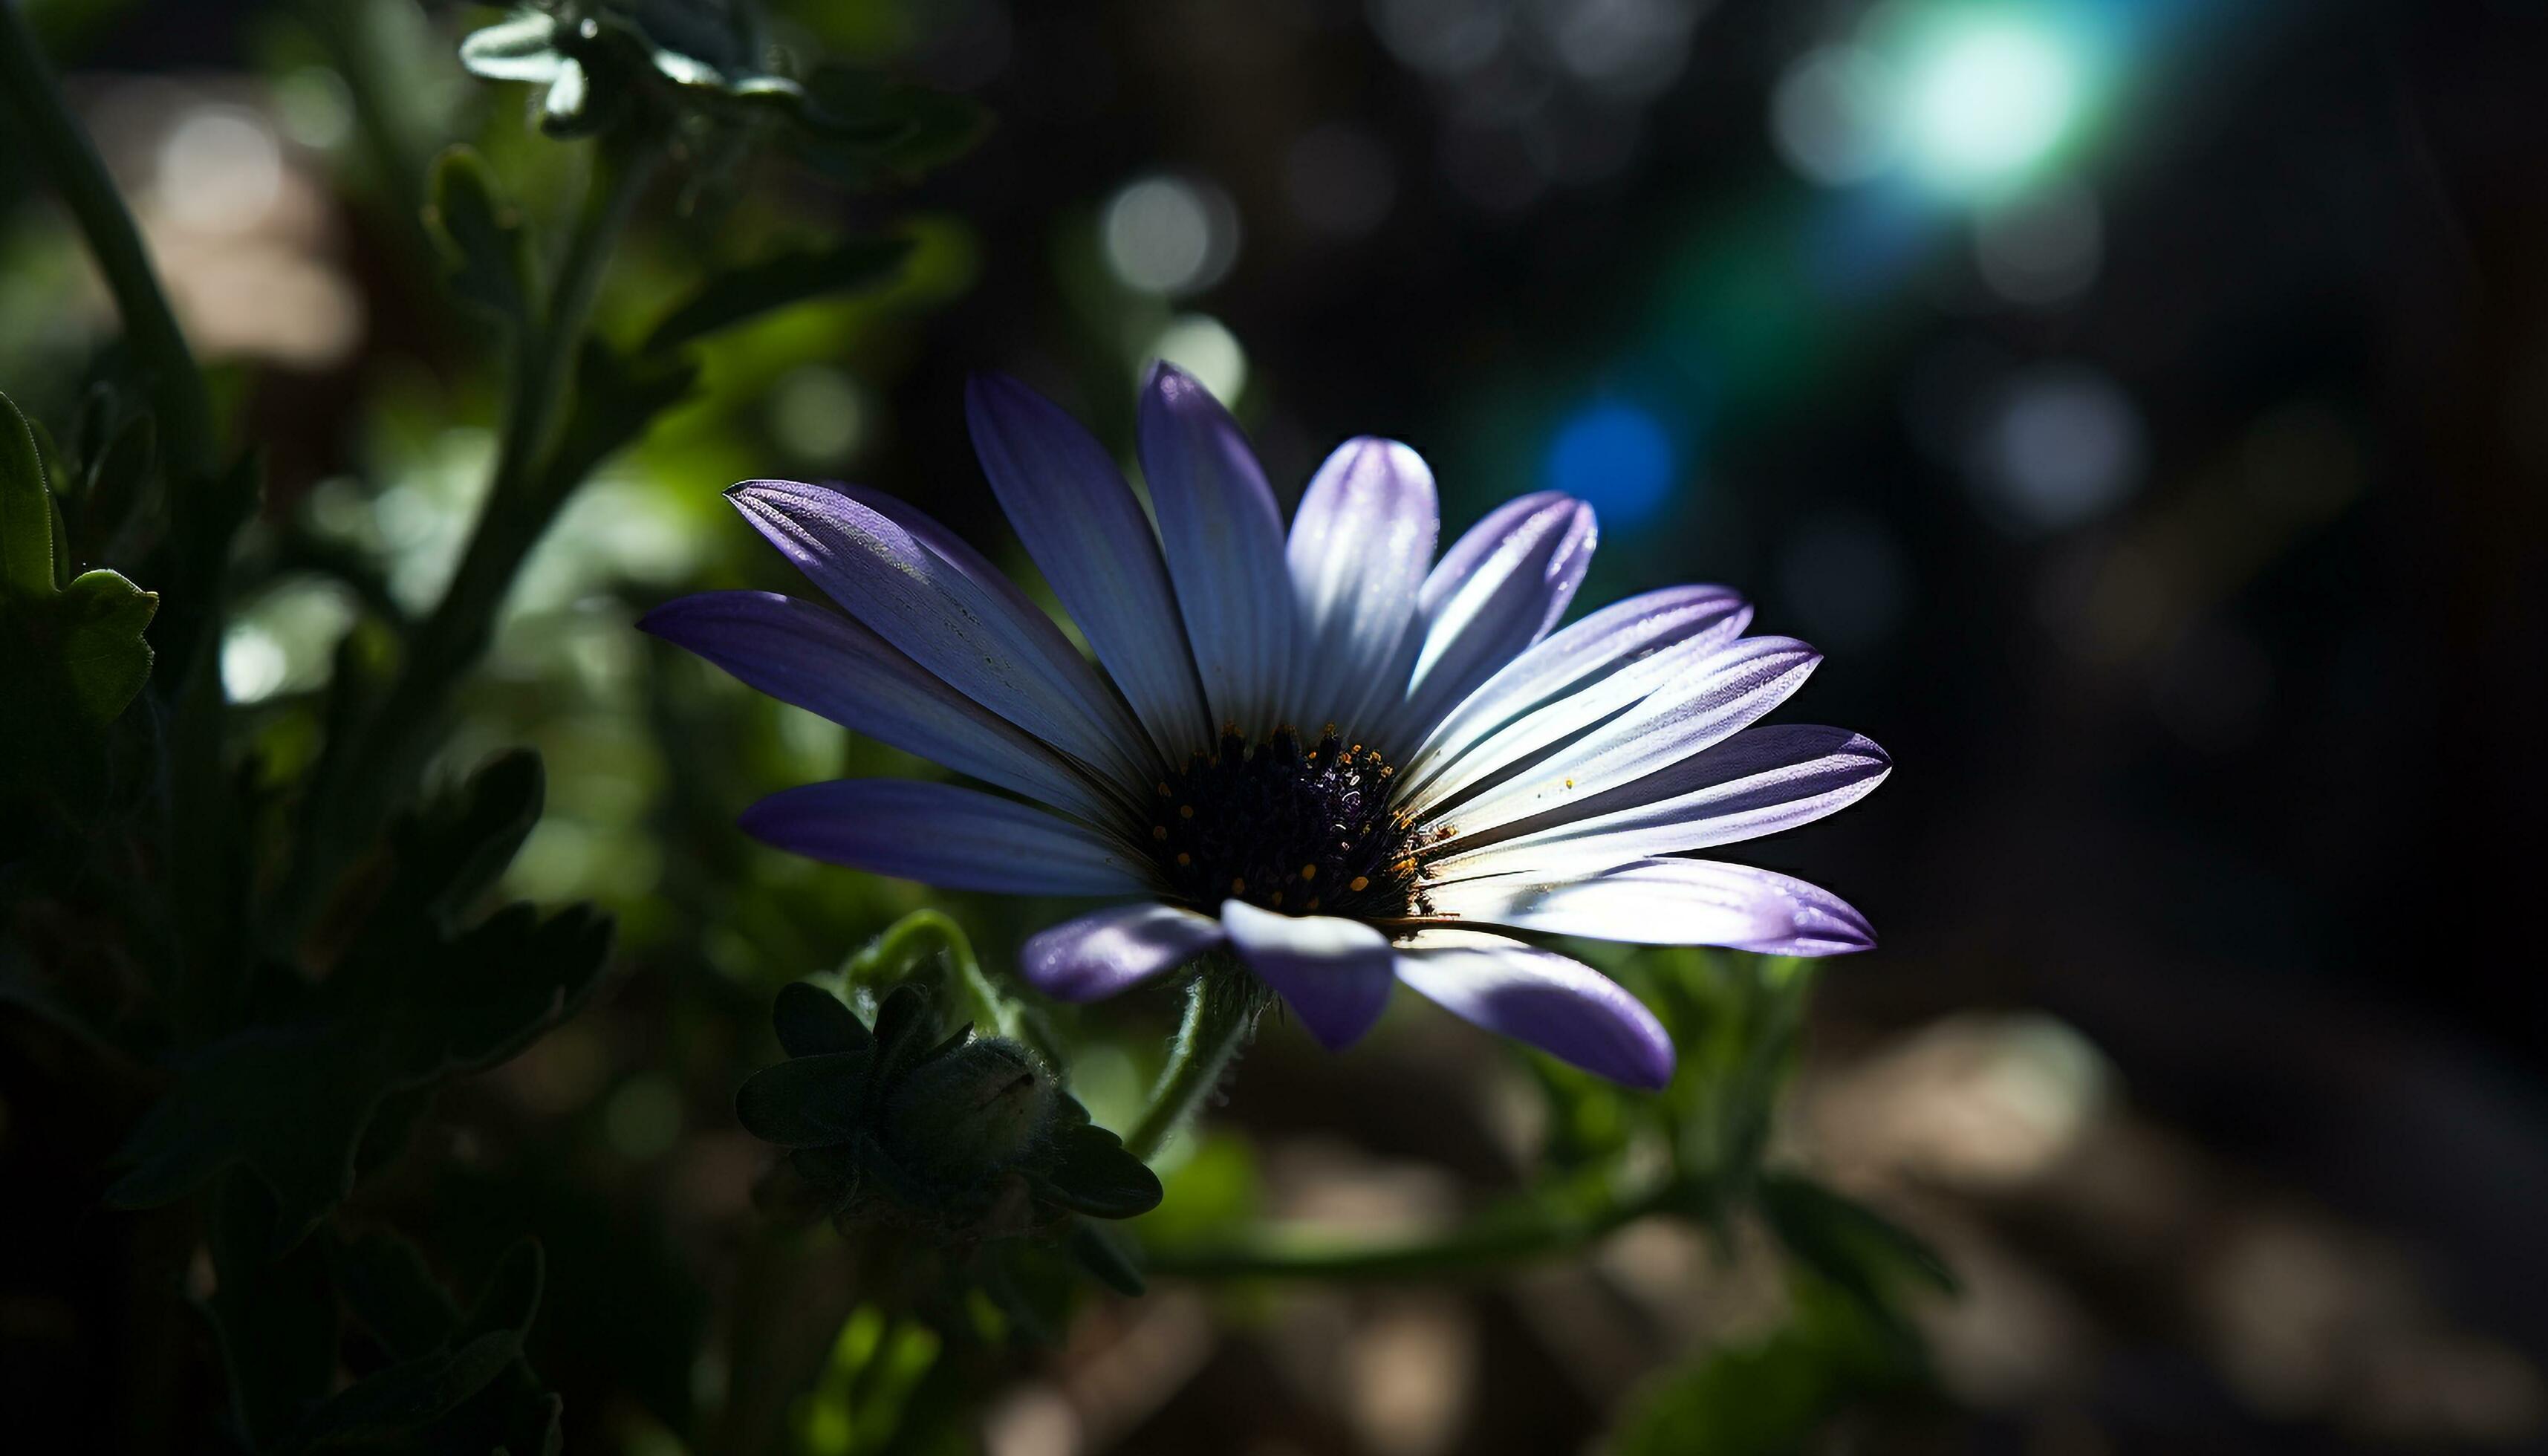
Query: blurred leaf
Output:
[[642, 237, 911, 354], [1066, 1220, 1147, 1297], [790, 69, 989, 183], [774, 981, 871, 1057], [1041, 1124, 1162, 1219], [53, 568, 157, 721], [425, 147, 537, 325], [539, 336, 698, 496], [1609, 1271, 1928, 1456], [1, 389, 56, 595], [297, 1239, 560, 1455], [1758, 1172, 1956, 1329], [456, 10, 566, 82], [201, 1173, 337, 1452], [106, 754, 613, 1246], [74, 406, 153, 558]]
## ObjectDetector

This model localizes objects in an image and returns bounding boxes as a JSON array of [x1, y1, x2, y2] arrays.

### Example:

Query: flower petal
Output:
[[1404, 585, 1750, 790], [1137, 363, 1295, 733], [640, 590, 1125, 827], [1218, 900, 1397, 1050], [968, 374, 1212, 760], [1434, 635, 1821, 837], [1285, 438, 1438, 742], [1392, 929, 1674, 1088], [1426, 857, 1874, 955], [740, 779, 1155, 895], [1427, 725, 1891, 882], [726, 479, 1155, 792], [1020, 902, 1226, 1003], [1389, 493, 1599, 744]]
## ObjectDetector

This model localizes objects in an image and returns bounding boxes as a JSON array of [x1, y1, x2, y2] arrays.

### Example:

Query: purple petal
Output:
[[1393, 929, 1674, 1088], [1020, 902, 1226, 1002], [1405, 585, 1750, 789], [640, 591, 1124, 827], [1284, 438, 1437, 744], [1426, 857, 1874, 955], [1429, 725, 1891, 882], [968, 374, 1212, 760], [1138, 363, 1296, 733], [1391, 493, 1598, 742], [1218, 900, 1397, 1050], [725, 480, 1155, 791], [1440, 635, 1821, 837], [740, 779, 1154, 895]]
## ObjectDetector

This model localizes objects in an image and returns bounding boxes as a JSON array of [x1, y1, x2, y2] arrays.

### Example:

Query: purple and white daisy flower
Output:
[[642, 366, 1888, 1089]]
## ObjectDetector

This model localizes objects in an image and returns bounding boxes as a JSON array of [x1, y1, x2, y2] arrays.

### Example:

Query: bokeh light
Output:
[[1149, 314, 1249, 403], [1543, 400, 1675, 524], [1969, 363, 2145, 532], [1902, 19, 2079, 189], [1770, 45, 1899, 187], [1973, 179, 2104, 304], [156, 104, 282, 234], [1100, 175, 1240, 297]]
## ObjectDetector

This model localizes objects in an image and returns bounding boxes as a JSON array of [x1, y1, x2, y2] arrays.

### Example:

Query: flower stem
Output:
[[0, 6, 213, 481], [274, 138, 657, 938], [1143, 1172, 1700, 1282], [1124, 956, 1269, 1162]]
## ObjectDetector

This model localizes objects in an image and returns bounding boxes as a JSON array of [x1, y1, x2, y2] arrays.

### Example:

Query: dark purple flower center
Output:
[[1146, 726, 1430, 920]]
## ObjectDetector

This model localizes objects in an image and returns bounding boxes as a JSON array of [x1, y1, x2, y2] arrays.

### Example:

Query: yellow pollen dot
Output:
[[1270, 891, 1284, 906], [1300, 864, 1319, 881], [1564, 777, 1574, 789], [1179, 805, 1195, 819], [1229, 877, 1247, 895], [1151, 825, 1168, 841], [1176, 852, 1192, 866], [1156, 781, 1171, 796], [1348, 875, 1370, 892]]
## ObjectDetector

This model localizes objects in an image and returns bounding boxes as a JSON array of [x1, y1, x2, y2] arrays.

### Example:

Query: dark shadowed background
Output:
[[5, 0, 2546, 1451]]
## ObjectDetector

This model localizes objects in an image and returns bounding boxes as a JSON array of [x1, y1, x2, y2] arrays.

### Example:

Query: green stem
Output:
[[1123, 957, 1269, 1162], [844, 910, 1027, 1049], [277, 140, 656, 936], [0, 4, 213, 480], [1144, 1173, 1697, 1283]]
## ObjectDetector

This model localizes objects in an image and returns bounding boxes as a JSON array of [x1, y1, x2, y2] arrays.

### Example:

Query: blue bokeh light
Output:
[[1544, 402, 1677, 524]]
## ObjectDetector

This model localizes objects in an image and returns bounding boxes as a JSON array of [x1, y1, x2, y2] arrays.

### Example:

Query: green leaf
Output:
[[1041, 1124, 1163, 1219], [107, 755, 611, 1244], [774, 981, 871, 1058], [458, 10, 567, 82], [425, 147, 537, 325], [1758, 1172, 1957, 1330], [330, 1232, 463, 1362], [322, 1235, 565, 1456], [201, 1173, 339, 1451], [734, 1050, 874, 1147], [1, 390, 57, 597], [641, 236, 912, 354], [1066, 1220, 1148, 1297], [1609, 1325, 1848, 1456], [53, 568, 156, 721], [107, 1019, 391, 1240], [368, 748, 545, 937], [75, 407, 155, 555]]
